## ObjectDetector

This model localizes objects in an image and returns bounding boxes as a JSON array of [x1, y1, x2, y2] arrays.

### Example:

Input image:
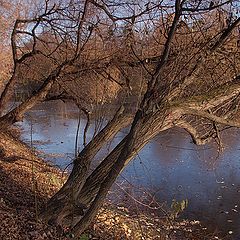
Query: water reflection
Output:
[[18, 101, 240, 238]]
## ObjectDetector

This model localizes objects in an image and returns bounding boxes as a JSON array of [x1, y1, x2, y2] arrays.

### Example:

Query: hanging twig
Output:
[[30, 116, 38, 222], [81, 108, 90, 147], [75, 108, 81, 158]]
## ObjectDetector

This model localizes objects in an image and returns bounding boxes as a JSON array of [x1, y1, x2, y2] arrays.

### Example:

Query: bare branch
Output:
[[183, 108, 240, 128], [176, 120, 215, 145], [168, 17, 240, 101], [211, 17, 240, 51], [89, 0, 164, 22], [76, 0, 90, 57], [180, 76, 240, 111], [182, 0, 233, 12], [152, 0, 182, 83]]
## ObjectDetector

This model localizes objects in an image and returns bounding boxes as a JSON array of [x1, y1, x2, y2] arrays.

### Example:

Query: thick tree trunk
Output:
[[0, 65, 64, 127], [71, 107, 183, 236], [41, 106, 180, 235], [76, 138, 127, 206], [0, 68, 16, 116], [40, 108, 132, 225], [42, 80, 240, 226]]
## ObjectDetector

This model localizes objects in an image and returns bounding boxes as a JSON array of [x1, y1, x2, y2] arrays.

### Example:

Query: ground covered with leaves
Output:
[[0, 131, 227, 240]]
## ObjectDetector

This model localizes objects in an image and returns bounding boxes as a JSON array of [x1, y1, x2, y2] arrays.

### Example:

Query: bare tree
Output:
[[0, 0, 240, 238]]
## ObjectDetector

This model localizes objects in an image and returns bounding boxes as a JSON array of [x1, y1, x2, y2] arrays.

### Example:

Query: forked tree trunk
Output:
[[41, 105, 182, 235], [40, 108, 132, 224], [71, 107, 183, 236]]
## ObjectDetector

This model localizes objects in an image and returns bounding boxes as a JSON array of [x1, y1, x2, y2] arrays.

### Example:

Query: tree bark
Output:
[[71, 106, 183, 236], [41, 104, 183, 230], [0, 65, 64, 127], [0, 68, 16, 116], [40, 108, 133, 225]]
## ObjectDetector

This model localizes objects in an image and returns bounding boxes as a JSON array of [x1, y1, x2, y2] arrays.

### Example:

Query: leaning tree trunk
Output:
[[0, 68, 16, 116], [40, 107, 133, 225], [71, 106, 183, 236], [0, 65, 64, 128], [42, 104, 183, 234]]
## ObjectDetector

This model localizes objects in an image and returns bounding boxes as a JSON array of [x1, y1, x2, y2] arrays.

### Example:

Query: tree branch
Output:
[[89, 0, 164, 22], [168, 17, 240, 101], [176, 120, 215, 145], [211, 17, 240, 51], [179, 76, 240, 111], [182, 0, 233, 12], [152, 0, 182, 86], [0, 63, 65, 126], [183, 108, 240, 128]]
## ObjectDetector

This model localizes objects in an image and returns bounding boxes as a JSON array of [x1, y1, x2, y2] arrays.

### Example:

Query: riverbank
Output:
[[0, 130, 222, 239]]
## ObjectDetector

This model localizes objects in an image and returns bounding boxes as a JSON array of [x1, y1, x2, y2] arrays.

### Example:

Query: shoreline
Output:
[[0, 130, 223, 239]]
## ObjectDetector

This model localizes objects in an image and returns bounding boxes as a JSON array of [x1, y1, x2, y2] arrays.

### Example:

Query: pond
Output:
[[18, 101, 240, 238]]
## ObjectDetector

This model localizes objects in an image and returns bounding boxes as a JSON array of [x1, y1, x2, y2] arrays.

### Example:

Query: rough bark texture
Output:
[[40, 108, 133, 225], [0, 70, 16, 116], [0, 65, 64, 127], [71, 105, 183, 236], [43, 75, 240, 234], [41, 101, 183, 231]]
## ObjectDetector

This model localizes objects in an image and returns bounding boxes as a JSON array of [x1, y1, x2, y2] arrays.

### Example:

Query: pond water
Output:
[[18, 101, 240, 239]]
